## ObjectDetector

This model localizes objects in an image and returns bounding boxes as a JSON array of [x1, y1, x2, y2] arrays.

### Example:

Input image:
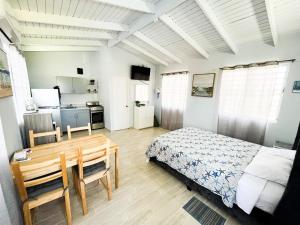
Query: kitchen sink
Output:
[[61, 105, 77, 109]]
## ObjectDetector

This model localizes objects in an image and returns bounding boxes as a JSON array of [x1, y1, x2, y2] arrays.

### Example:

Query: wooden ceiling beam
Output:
[[108, 0, 188, 47], [92, 0, 155, 13], [20, 45, 102, 52], [5, 2, 128, 32], [122, 40, 168, 66], [21, 37, 104, 47], [264, 0, 278, 46], [134, 31, 182, 63], [160, 15, 209, 59], [194, 0, 238, 54], [21, 26, 114, 40]]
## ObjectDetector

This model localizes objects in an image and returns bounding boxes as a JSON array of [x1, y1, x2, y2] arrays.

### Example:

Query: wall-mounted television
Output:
[[131, 65, 150, 81]]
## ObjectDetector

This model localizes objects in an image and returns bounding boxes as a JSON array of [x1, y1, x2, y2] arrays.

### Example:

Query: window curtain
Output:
[[218, 63, 290, 144], [161, 72, 188, 130], [8, 45, 31, 146]]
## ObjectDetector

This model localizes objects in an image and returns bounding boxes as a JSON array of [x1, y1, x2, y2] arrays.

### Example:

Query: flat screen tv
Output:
[[131, 65, 150, 81]]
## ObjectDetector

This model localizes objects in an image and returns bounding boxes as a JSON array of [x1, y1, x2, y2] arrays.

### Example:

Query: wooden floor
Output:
[[33, 127, 241, 225]]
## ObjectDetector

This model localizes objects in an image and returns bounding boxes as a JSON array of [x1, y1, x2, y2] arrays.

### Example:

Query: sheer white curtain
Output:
[[161, 72, 188, 130], [8, 45, 31, 146], [218, 63, 290, 144]]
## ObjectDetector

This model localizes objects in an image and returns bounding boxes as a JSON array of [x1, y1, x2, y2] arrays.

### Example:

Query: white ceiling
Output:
[[4, 0, 300, 65]]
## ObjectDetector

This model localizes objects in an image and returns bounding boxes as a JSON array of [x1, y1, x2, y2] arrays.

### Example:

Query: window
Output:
[[219, 63, 290, 122], [162, 73, 188, 112], [161, 72, 189, 130]]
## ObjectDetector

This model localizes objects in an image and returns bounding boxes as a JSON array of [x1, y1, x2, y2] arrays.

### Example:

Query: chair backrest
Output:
[[11, 153, 68, 202], [29, 127, 61, 148], [77, 138, 110, 180], [67, 123, 92, 140]]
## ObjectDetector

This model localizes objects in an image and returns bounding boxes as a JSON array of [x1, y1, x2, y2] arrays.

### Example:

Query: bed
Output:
[[146, 127, 297, 224]]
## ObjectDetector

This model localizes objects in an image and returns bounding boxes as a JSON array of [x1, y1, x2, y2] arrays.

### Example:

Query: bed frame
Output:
[[150, 157, 273, 225]]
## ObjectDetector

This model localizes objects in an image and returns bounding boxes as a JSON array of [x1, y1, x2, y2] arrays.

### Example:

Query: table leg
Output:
[[115, 147, 119, 189]]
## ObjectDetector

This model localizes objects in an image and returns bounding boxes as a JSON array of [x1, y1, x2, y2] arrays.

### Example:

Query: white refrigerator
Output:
[[31, 89, 62, 134]]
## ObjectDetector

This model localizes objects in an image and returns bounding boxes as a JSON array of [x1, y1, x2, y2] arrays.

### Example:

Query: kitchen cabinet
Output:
[[56, 76, 73, 94], [73, 77, 89, 94], [61, 108, 90, 132], [56, 76, 92, 94], [76, 109, 90, 127]]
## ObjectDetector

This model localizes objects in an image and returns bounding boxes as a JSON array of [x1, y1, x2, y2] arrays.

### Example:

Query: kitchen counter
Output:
[[60, 106, 89, 110], [60, 104, 89, 110]]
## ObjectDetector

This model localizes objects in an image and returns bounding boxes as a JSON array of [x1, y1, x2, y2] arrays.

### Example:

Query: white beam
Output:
[[160, 15, 209, 59], [21, 37, 104, 47], [194, 0, 238, 54], [108, 0, 188, 47], [20, 45, 102, 52], [122, 40, 168, 66], [4, 16, 22, 41], [5, 3, 128, 32], [264, 0, 278, 46], [21, 26, 114, 40], [134, 32, 182, 63], [92, 0, 155, 13]]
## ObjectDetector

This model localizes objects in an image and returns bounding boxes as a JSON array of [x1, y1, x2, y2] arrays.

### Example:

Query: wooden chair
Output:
[[29, 127, 61, 148], [11, 153, 72, 225], [72, 139, 112, 215], [67, 123, 92, 140]]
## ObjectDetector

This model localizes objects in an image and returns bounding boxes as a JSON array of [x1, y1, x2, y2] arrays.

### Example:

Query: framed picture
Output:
[[293, 81, 300, 93], [0, 49, 12, 98], [191, 73, 215, 97]]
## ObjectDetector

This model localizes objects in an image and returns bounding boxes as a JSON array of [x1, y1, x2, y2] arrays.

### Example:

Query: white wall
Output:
[[0, 117, 22, 225], [25, 51, 97, 104], [0, 35, 23, 225], [156, 33, 300, 146], [90, 47, 156, 131]]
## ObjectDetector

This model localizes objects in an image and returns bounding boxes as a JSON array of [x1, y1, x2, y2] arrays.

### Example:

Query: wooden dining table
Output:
[[13, 133, 120, 189]]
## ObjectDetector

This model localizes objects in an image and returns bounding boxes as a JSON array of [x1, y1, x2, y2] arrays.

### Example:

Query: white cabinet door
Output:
[[134, 106, 154, 129], [56, 76, 73, 93], [111, 76, 130, 130], [73, 78, 89, 94]]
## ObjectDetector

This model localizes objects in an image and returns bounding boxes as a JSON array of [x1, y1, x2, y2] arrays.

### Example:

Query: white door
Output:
[[111, 76, 130, 130]]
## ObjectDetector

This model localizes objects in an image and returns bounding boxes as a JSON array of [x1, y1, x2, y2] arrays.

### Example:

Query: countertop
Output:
[[60, 105, 89, 110]]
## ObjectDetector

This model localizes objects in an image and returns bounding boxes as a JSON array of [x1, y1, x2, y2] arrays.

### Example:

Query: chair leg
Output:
[[79, 182, 88, 215], [72, 169, 79, 195], [64, 189, 72, 225], [23, 202, 32, 225], [106, 173, 112, 201]]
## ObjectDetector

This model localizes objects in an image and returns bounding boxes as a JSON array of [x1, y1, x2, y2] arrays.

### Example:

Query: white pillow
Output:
[[260, 146, 296, 161], [244, 147, 295, 186]]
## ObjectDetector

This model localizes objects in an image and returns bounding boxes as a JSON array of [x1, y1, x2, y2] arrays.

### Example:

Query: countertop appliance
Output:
[[86, 101, 104, 129], [31, 89, 60, 107], [31, 89, 62, 134]]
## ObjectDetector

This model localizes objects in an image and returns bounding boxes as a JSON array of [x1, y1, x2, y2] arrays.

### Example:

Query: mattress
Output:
[[146, 127, 296, 216], [146, 127, 261, 207]]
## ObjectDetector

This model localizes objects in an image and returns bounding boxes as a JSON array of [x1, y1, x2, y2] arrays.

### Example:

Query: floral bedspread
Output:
[[146, 127, 261, 207]]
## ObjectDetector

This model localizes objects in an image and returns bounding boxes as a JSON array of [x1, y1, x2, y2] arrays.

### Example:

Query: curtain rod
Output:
[[161, 70, 189, 76], [220, 59, 296, 70]]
